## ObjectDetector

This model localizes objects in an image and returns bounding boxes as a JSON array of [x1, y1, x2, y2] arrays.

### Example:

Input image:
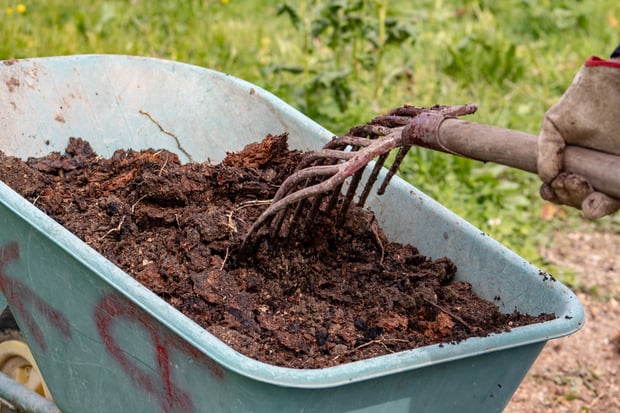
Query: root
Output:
[[131, 195, 148, 213], [421, 297, 474, 332], [226, 199, 273, 234], [99, 216, 126, 241], [139, 109, 193, 162], [332, 338, 409, 361]]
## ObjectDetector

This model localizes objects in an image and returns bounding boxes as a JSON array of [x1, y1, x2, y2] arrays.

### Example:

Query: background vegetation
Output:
[[2, 0, 619, 280]]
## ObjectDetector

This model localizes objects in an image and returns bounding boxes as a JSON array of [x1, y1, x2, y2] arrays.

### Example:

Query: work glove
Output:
[[537, 51, 620, 219]]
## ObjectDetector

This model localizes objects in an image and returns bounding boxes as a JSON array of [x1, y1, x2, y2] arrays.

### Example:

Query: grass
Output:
[[2, 0, 619, 274]]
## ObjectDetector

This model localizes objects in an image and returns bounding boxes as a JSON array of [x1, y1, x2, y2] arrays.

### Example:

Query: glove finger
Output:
[[582, 192, 620, 219], [537, 116, 566, 183], [546, 172, 593, 209], [539, 182, 559, 203]]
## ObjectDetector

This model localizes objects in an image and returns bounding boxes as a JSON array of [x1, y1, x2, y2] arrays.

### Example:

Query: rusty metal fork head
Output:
[[240, 104, 477, 253]]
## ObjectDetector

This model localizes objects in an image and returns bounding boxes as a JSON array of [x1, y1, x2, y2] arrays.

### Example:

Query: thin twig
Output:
[[139, 109, 194, 162], [586, 391, 604, 410], [131, 195, 148, 213], [158, 153, 169, 176], [99, 216, 126, 241], [332, 338, 408, 361], [225, 210, 238, 233], [226, 199, 273, 233], [221, 247, 230, 270], [421, 297, 474, 332], [236, 199, 273, 209]]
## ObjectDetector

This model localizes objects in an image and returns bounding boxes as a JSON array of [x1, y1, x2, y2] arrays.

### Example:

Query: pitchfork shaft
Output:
[[404, 116, 620, 199]]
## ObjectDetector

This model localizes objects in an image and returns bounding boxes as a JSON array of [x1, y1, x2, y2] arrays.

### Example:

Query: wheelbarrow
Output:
[[0, 55, 584, 413]]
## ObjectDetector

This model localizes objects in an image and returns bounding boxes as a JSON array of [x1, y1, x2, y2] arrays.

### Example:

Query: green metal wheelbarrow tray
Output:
[[0, 55, 584, 413]]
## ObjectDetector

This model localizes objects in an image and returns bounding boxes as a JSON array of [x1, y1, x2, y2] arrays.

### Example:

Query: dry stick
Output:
[[222, 200, 273, 267], [226, 200, 273, 233], [131, 195, 148, 213], [586, 392, 604, 410], [99, 216, 126, 241], [158, 153, 169, 176], [332, 338, 409, 361], [138, 109, 194, 163], [421, 297, 474, 332], [221, 247, 230, 271], [225, 210, 238, 233]]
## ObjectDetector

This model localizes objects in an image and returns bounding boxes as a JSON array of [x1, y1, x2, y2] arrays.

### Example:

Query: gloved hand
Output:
[[537, 50, 620, 219]]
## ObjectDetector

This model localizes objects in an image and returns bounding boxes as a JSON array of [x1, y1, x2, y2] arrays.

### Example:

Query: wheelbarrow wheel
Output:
[[0, 307, 53, 400]]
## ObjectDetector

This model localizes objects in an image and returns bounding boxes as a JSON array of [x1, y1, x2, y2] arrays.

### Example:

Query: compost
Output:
[[0, 136, 554, 368]]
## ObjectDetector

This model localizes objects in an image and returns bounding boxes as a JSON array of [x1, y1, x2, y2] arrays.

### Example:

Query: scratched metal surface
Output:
[[0, 55, 584, 413]]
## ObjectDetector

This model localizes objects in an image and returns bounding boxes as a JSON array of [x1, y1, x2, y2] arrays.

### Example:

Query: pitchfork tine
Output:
[[240, 104, 478, 255]]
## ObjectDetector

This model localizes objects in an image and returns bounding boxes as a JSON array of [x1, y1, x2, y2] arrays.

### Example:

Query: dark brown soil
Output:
[[0, 136, 554, 368]]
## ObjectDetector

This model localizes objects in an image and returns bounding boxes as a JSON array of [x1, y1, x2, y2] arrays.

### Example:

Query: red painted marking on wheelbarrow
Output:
[[95, 292, 195, 413], [156, 343, 175, 411], [0, 241, 223, 410], [175, 339, 225, 380], [0, 242, 71, 351]]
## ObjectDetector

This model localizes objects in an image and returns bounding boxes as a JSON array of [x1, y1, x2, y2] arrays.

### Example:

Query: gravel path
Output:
[[506, 230, 620, 413]]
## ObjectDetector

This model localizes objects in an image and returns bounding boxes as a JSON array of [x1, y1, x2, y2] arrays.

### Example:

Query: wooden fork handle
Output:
[[406, 117, 620, 199]]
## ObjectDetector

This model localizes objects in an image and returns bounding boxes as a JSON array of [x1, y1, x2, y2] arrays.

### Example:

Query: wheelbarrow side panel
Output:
[[0, 54, 333, 161], [0, 55, 584, 413]]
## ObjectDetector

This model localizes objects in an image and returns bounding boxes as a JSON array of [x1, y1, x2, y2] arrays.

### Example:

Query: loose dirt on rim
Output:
[[0, 135, 554, 368]]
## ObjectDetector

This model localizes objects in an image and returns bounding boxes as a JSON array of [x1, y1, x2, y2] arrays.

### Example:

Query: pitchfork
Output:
[[240, 104, 620, 252]]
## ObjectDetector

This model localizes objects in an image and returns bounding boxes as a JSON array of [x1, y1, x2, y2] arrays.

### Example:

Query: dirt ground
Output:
[[506, 230, 620, 413]]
